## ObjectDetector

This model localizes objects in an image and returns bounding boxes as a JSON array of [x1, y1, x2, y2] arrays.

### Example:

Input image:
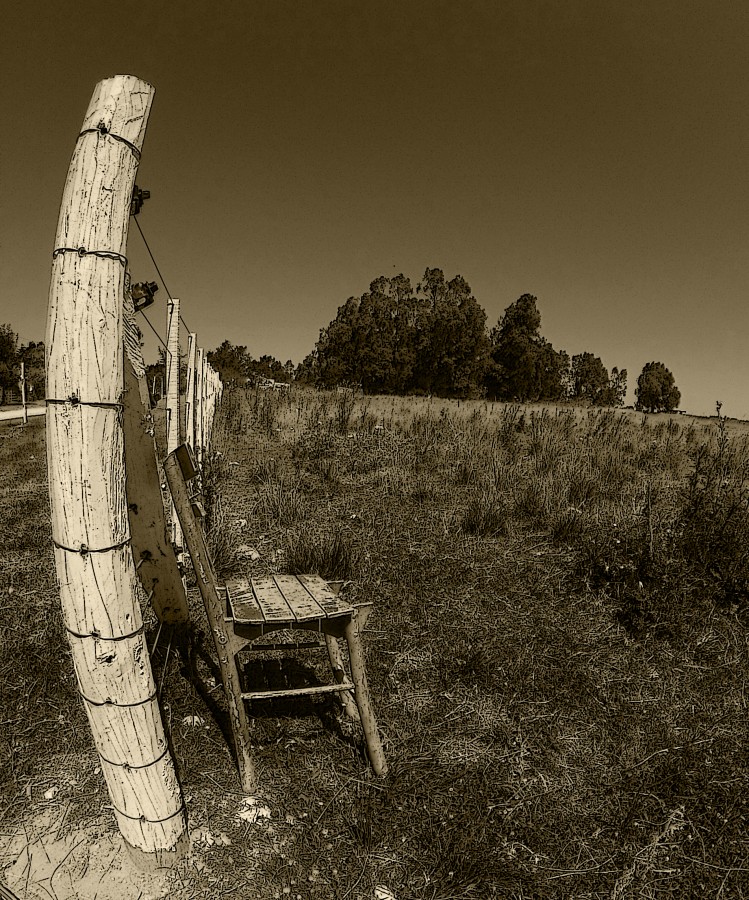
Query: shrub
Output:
[[677, 409, 749, 609]]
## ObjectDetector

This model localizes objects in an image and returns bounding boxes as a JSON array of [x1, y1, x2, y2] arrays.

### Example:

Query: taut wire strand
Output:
[[140, 309, 172, 358], [131, 215, 193, 334]]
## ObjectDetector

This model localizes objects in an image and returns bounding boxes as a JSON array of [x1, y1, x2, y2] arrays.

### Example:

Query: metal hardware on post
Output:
[[130, 185, 150, 216], [131, 281, 158, 312]]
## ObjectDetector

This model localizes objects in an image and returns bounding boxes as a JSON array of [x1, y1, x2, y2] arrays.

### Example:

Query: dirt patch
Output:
[[1, 808, 172, 900]]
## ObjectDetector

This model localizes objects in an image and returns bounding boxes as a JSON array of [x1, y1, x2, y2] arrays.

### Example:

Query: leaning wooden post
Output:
[[165, 299, 182, 548], [46, 75, 188, 865], [123, 283, 190, 625]]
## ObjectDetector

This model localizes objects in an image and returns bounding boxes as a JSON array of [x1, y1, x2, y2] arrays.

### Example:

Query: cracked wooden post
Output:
[[46, 75, 188, 865]]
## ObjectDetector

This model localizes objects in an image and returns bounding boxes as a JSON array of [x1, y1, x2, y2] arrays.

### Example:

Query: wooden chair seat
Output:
[[223, 574, 384, 752], [227, 573, 352, 628]]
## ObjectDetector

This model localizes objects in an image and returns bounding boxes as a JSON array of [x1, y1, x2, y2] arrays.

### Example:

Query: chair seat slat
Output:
[[274, 574, 327, 620]]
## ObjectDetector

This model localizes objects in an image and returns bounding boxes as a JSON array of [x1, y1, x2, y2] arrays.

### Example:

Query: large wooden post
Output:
[[46, 75, 188, 864]]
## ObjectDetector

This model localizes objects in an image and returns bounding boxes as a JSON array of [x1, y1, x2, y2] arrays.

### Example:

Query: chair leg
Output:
[[163, 451, 256, 792], [343, 615, 387, 776], [219, 646, 256, 794], [324, 634, 360, 721]]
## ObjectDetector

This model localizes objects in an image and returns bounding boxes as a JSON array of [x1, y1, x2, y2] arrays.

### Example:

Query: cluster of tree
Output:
[[206, 341, 293, 385], [296, 272, 640, 407], [0, 285, 684, 415], [296, 270, 488, 396], [142, 343, 292, 402], [0, 324, 45, 403]]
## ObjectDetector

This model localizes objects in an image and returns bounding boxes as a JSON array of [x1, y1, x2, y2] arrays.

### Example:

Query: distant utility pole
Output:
[[19, 362, 27, 425]]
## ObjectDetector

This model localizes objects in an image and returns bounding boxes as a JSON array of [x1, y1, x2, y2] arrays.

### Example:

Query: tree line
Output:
[[0, 270, 682, 414], [0, 324, 45, 404], [293, 269, 680, 412]]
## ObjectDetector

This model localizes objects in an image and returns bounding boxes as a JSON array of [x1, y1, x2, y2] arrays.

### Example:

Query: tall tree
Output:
[[570, 352, 610, 405], [606, 366, 628, 407], [486, 294, 566, 401], [313, 296, 362, 387], [635, 361, 681, 412], [0, 324, 18, 404], [415, 271, 488, 397], [305, 270, 487, 398], [18, 341, 46, 400], [207, 340, 252, 383]]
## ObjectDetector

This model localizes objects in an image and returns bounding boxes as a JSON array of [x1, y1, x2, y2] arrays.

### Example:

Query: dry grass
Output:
[[3, 391, 749, 898]]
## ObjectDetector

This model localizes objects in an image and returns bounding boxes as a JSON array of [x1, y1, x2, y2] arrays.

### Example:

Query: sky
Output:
[[2, 0, 748, 417]]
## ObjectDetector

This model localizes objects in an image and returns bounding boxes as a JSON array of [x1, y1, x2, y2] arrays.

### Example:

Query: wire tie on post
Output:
[[98, 745, 170, 770], [52, 538, 130, 555], [80, 689, 158, 709], [52, 247, 128, 266], [109, 803, 187, 825], [65, 624, 145, 642], [77, 127, 142, 160]]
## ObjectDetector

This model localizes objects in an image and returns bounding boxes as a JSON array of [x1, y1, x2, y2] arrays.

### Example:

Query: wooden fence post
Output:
[[196, 347, 205, 468], [165, 300, 182, 549], [185, 332, 197, 453], [46, 75, 188, 865]]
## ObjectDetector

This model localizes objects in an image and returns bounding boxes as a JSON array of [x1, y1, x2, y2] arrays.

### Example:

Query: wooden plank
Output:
[[122, 297, 189, 625], [242, 681, 354, 701], [274, 574, 327, 621], [227, 576, 264, 624], [297, 574, 353, 617], [252, 576, 295, 623]]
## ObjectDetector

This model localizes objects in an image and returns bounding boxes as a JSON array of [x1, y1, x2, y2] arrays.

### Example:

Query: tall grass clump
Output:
[[460, 488, 510, 537], [677, 405, 749, 610], [256, 477, 307, 527], [283, 530, 359, 580]]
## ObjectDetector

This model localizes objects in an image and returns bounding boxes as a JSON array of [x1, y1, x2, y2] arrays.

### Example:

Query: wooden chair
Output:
[[163, 446, 387, 792]]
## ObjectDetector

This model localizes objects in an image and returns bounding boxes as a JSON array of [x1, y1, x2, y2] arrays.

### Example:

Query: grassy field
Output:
[[2, 390, 749, 899]]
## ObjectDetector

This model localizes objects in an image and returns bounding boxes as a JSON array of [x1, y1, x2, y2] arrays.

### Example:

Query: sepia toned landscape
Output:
[[3, 4, 749, 898]]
